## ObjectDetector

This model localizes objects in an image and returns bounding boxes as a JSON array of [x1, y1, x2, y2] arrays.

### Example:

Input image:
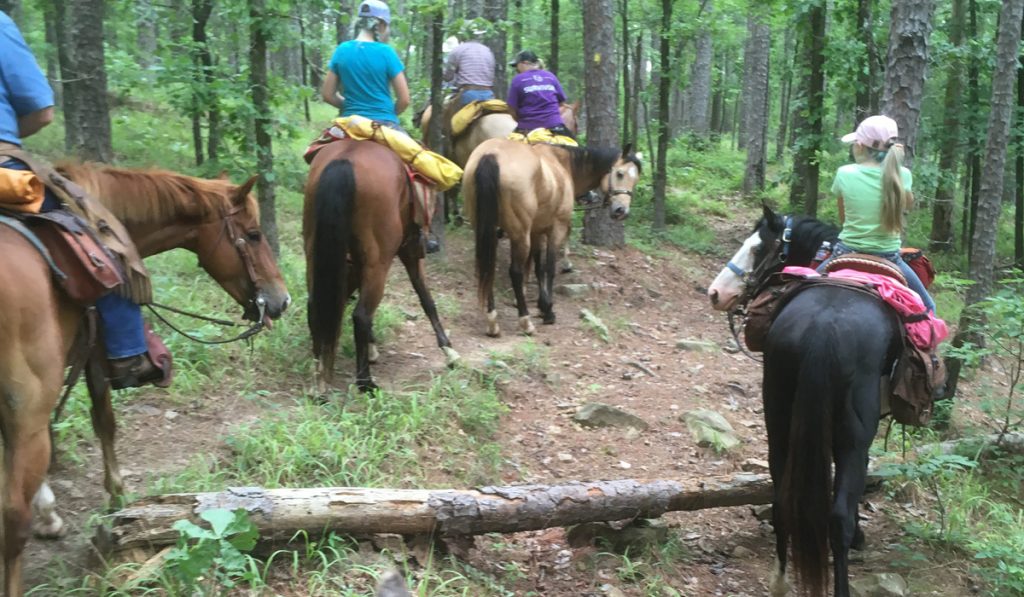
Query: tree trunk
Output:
[[651, 0, 671, 232], [512, 0, 523, 53], [103, 475, 779, 552], [789, 1, 825, 215], [621, 0, 630, 144], [191, 0, 214, 167], [929, 0, 966, 252], [43, 0, 62, 107], [630, 32, 642, 148], [965, 0, 1024, 304], [742, 10, 770, 195], [964, 0, 982, 259], [581, 0, 623, 247], [549, 0, 559, 75], [483, 0, 507, 99], [1017, 8, 1024, 266], [854, 0, 876, 124], [249, 0, 278, 255], [775, 29, 794, 161], [685, 1, 713, 135], [428, 10, 446, 254], [336, 0, 351, 43], [135, 0, 158, 70], [0, 0, 22, 24], [881, 0, 937, 166], [62, 0, 114, 163]]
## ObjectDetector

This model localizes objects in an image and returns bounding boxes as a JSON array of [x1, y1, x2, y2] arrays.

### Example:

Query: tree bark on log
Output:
[[104, 475, 778, 552]]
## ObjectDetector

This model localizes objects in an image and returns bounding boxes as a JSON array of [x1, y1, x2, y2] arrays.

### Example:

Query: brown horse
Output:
[[463, 140, 641, 337], [0, 165, 289, 596], [304, 139, 459, 394]]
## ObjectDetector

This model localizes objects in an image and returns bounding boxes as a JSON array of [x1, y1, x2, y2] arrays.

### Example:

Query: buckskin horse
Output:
[[0, 164, 289, 596], [304, 139, 459, 394], [707, 206, 901, 597], [464, 140, 640, 337]]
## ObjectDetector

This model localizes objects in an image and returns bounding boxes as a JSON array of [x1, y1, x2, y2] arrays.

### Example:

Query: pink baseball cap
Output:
[[841, 115, 899, 150]]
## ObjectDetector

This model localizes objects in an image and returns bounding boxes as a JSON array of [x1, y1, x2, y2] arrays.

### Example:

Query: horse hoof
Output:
[[519, 316, 535, 335], [560, 261, 573, 274], [852, 526, 866, 551], [442, 346, 461, 367], [32, 514, 65, 540], [543, 313, 556, 325], [486, 310, 501, 337], [358, 379, 380, 393], [368, 343, 380, 364]]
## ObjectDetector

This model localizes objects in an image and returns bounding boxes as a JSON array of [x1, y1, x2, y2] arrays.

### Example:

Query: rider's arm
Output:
[[837, 194, 845, 226], [391, 72, 410, 115], [18, 107, 53, 138], [321, 71, 344, 108], [443, 47, 458, 82]]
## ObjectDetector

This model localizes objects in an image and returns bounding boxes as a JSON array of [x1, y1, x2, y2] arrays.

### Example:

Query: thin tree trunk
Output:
[[685, 1, 713, 135], [135, 0, 158, 70], [789, 2, 825, 215], [742, 10, 771, 195], [512, 0, 523, 51], [621, 0, 630, 144], [43, 0, 62, 107], [191, 0, 213, 167], [549, 0, 559, 75], [428, 10, 446, 254], [63, 0, 114, 163], [775, 29, 794, 161], [854, 0, 876, 124], [966, 0, 1024, 302], [581, 0, 623, 246], [0, 0, 22, 24], [965, 0, 981, 261], [630, 33, 642, 148], [652, 0, 671, 232], [1017, 8, 1024, 266], [930, 0, 966, 252], [881, 0, 937, 166], [483, 0, 508, 99], [300, 15, 311, 124], [249, 0, 278, 255]]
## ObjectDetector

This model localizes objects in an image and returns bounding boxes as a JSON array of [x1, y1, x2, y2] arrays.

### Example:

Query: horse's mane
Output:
[[621, 151, 643, 174], [563, 146, 621, 179], [761, 213, 838, 265], [57, 162, 253, 224]]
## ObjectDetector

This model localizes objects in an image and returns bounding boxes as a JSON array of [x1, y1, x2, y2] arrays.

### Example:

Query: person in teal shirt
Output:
[[818, 114, 936, 313], [321, 0, 410, 129]]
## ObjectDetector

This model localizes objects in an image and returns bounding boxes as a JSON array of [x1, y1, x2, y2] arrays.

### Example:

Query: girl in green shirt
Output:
[[818, 115, 936, 313]]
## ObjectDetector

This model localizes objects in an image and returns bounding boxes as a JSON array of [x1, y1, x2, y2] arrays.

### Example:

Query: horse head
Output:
[[599, 143, 642, 220], [193, 175, 290, 327], [707, 205, 838, 312]]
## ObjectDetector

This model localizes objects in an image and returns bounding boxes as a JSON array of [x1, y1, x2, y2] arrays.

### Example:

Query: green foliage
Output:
[[161, 508, 260, 591]]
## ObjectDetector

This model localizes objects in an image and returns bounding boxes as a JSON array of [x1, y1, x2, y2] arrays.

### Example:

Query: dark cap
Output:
[[509, 50, 539, 66]]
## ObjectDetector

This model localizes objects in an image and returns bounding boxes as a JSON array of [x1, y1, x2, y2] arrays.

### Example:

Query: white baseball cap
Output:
[[841, 115, 899, 150], [358, 0, 390, 24]]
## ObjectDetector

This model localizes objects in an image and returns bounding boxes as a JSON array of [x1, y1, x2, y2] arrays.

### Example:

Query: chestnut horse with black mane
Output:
[[0, 164, 289, 596], [304, 139, 459, 394], [464, 140, 641, 337]]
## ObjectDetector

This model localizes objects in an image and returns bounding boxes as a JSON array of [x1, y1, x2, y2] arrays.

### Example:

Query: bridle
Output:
[[146, 202, 268, 345], [725, 216, 794, 362]]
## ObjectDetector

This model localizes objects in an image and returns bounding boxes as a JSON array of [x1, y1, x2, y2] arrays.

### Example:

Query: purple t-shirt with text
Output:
[[507, 69, 566, 131]]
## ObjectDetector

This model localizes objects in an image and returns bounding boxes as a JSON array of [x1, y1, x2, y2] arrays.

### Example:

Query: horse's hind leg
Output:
[[509, 238, 535, 335], [829, 380, 881, 597], [85, 347, 124, 505], [31, 480, 64, 538], [763, 358, 795, 597], [398, 247, 460, 367], [352, 266, 389, 392]]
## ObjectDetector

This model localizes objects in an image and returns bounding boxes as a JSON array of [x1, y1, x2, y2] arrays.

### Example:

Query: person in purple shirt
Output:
[[0, 13, 161, 388], [507, 50, 573, 138]]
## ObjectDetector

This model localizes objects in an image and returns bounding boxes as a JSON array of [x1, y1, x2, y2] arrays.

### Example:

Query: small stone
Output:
[[731, 545, 756, 559], [850, 572, 908, 597], [682, 409, 740, 452], [618, 461, 632, 469], [164, 410, 179, 420], [741, 458, 770, 472], [555, 283, 591, 298], [557, 452, 574, 462], [574, 402, 649, 430], [675, 339, 718, 352], [751, 504, 773, 521]]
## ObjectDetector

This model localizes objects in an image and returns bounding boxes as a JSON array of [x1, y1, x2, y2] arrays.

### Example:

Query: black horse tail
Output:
[[781, 338, 835, 596], [309, 159, 356, 372], [474, 153, 500, 308]]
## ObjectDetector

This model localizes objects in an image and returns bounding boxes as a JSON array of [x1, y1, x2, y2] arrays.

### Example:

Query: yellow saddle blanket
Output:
[[0, 167, 44, 213], [507, 128, 579, 147], [331, 115, 463, 191], [450, 99, 512, 138]]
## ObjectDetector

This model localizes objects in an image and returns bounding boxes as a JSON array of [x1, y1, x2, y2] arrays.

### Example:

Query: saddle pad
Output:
[[826, 253, 906, 286], [451, 99, 511, 138], [0, 167, 44, 213], [507, 128, 578, 147]]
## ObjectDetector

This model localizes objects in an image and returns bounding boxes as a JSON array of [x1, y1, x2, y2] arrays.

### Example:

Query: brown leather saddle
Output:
[[824, 253, 907, 285]]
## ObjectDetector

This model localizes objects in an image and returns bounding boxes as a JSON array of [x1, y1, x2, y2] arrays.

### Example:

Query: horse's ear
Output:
[[571, 100, 580, 111], [232, 175, 259, 205], [761, 202, 776, 222], [217, 170, 231, 181], [622, 142, 633, 157]]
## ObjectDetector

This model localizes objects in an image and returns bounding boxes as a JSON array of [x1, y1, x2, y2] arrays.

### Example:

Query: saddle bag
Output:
[[900, 247, 936, 289], [743, 275, 807, 352], [890, 343, 947, 427], [27, 210, 124, 305]]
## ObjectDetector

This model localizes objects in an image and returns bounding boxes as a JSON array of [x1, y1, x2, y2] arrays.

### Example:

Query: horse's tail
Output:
[[780, 337, 836, 596], [474, 153, 500, 307], [309, 159, 356, 371]]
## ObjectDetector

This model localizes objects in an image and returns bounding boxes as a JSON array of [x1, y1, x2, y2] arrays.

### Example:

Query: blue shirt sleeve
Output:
[[0, 14, 54, 116], [385, 45, 404, 80]]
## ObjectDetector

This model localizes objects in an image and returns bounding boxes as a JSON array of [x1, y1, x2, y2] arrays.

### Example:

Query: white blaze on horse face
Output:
[[707, 230, 762, 311]]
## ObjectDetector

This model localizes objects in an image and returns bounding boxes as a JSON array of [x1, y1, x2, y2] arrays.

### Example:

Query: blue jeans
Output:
[[457, 89, 494, 107], [1, 159, 148, 358], [816, 240, 937, 313]]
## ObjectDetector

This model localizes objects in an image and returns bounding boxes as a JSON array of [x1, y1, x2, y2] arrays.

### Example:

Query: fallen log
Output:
[[103, 474, 776, 552]]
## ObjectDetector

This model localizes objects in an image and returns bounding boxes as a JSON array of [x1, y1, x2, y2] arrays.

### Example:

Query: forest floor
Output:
[[23, 206, 986, 596]]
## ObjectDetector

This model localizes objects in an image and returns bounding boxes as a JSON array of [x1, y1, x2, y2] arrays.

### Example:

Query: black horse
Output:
[[709, 206, 902, 597]]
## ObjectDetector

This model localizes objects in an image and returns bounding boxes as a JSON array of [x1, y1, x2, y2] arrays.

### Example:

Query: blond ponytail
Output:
[[880, 143, 906, 233]]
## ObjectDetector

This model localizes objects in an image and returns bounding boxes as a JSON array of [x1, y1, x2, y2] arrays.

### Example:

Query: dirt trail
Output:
[[25, 219, 971, 595]]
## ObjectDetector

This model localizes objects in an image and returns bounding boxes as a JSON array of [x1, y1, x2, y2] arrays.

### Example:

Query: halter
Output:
[[725, 216, 792, 285], [147, 202, 268, 345]]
